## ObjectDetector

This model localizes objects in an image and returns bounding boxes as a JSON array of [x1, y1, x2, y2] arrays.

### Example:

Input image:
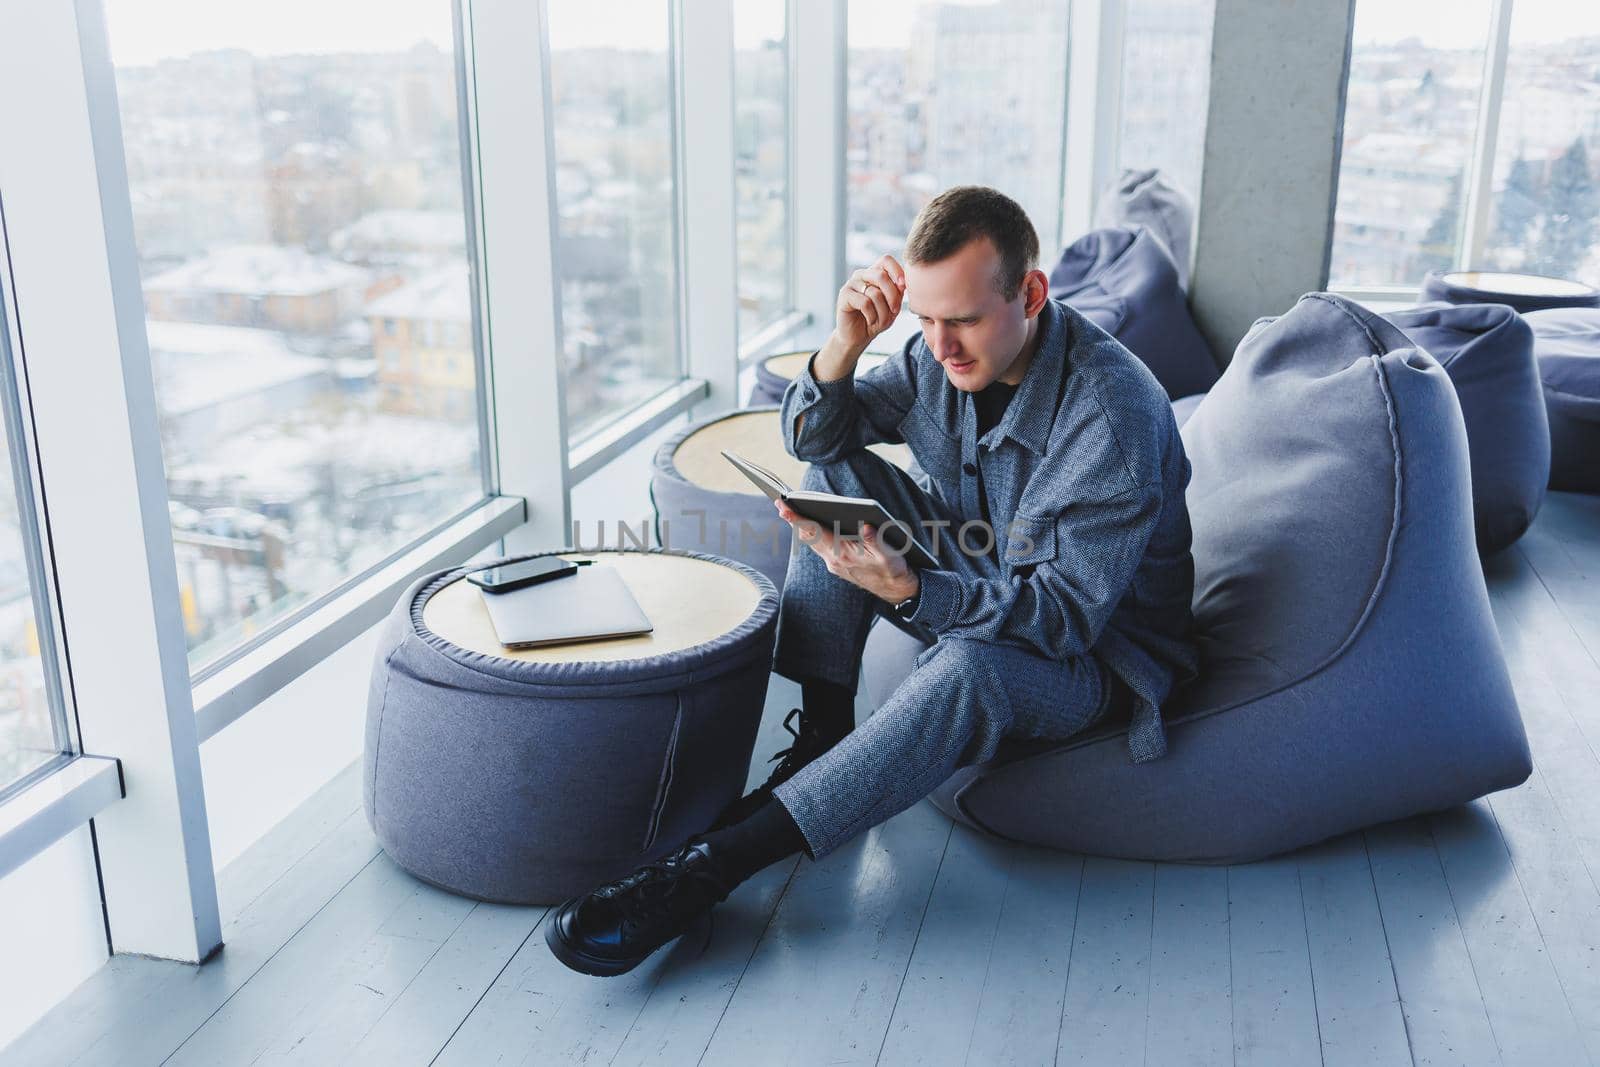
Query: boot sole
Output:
[[544, 909, 653, 978]]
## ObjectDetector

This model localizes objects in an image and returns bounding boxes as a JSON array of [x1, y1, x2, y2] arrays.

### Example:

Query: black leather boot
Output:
[[545, 840, 733, 977]]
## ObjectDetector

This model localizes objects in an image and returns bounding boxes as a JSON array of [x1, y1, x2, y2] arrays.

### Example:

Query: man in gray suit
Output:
[[548, 186, 1198, 977]]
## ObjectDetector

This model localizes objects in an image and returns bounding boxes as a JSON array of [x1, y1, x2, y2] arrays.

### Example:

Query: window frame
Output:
[[1327, 0, 1523, 298], [0, 195, 81, 804]]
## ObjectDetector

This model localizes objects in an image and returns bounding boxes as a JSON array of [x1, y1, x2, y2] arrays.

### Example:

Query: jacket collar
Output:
[[981, 297, 1068, 457]]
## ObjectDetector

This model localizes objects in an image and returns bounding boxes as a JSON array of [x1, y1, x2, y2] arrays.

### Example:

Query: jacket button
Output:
[[962, 462, 977, 476]]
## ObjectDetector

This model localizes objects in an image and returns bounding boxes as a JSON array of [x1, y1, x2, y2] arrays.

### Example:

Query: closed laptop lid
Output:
[[480, 563, 653, 649]]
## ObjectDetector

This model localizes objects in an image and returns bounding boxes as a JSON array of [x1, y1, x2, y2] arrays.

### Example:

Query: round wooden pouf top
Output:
[[748, 349, 891, 406], [421, 550, 765, 665], [668, 408, 912, 495]]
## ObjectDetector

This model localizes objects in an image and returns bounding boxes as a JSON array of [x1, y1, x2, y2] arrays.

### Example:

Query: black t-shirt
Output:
[[971, 380, 1018, 551], [974, 379, 1018, 440]]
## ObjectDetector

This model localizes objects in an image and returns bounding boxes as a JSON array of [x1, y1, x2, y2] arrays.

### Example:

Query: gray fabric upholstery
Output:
[[1170, 391, 1205, 429], [863, 293, 1531, 864], [649, 408, 794, 590], [363, 549, 778, 903], [1386, 302, 1549, 553], [1093, 167, 1197, 291], [1525, 307, 1600, 492], [1420, 269, 1600, 315], [1048, 226, 1218, 401]]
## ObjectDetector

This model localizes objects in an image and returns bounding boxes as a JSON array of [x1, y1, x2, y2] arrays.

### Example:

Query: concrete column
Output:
[[1189, 0, 1357, 363]]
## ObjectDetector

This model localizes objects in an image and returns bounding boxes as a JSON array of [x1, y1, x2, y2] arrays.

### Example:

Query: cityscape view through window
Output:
[[1117, 0, 1215, 213], [546, 1, 683, 442], [105, 0, 487, 671], [1331, 1, 1600, 290], [735, 0, 791, 339], [1479, 0, 1600, 286], [846, 0, 1070, 271]]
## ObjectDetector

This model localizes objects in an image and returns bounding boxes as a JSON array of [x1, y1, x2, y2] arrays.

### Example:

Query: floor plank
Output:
[[959, 845, 1085, 1067], [1297, 834, 1412, 1067], [1145, 863, 1233, 1066], [1428, 802, 1590, 1065], [345, 901, 545, 1065], [1057, 857, 1155, 1066], [697, 801, 955, 1067], [1363, 819, 1498, 1067], [4, 798, 381, 1067], [876, 827, 1083, 1067], [1227, 858, 1322, 1067]]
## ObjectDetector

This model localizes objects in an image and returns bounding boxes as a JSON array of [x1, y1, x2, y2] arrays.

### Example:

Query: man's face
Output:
[[903, 236, 1031, 392]]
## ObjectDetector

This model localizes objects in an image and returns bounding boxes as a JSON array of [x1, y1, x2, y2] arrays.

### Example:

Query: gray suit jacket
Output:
[[780, 298, 1199, 762]]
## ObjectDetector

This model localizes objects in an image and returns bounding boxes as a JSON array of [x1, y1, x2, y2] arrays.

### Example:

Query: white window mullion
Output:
[[678, 0, 740, 409], [468, 0, 571, 554], [0, 0, 221, 961], [1063, 0, 1126, 244], [791, 0, 847, 331], [1459, 0, 1516, 271]]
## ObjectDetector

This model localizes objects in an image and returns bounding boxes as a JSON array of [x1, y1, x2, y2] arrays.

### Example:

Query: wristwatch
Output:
[[892, 588, 920, 621]]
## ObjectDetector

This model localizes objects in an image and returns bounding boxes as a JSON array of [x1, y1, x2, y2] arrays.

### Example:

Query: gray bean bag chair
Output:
[[1094, 167, 1196, 291], [1386, 302, 1549, 553], [364, 548, 778, 903], [1049, 225, 1218, 401], [1420, 269, 1600, 315], [862, 293, 1531, 864], [1525, 307, 1600, 492], [1170, 391, 1205, 429]]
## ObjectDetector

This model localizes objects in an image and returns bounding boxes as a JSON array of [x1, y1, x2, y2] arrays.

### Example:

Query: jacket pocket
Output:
[[1002, 511, 1058, 575]]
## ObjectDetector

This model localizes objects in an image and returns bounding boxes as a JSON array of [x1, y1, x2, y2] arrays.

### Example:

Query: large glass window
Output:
[[1478, 2, 1600, 287], [1117, 0, 1215, 209], [104, 1, 487, 671], [1329, 0, 1492, 288], [546, 1, 682, 443], [846, 0, 1071, 270], [734, 0, 791, 339], [0, 210, 71, 793]]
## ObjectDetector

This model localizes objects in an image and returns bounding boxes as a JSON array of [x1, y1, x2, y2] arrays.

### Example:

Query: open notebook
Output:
[[721, 449, 938, 569], [480, 563, 653, 649]]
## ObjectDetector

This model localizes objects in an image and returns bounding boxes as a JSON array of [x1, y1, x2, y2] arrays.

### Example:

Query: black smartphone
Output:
[[466, 557, 580, 594]]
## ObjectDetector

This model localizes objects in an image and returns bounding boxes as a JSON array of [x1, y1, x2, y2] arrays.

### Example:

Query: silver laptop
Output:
[[480, 563, 653, 649]]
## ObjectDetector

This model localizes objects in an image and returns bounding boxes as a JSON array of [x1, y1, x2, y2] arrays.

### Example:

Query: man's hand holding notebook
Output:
[[721, 450, 938, 570]]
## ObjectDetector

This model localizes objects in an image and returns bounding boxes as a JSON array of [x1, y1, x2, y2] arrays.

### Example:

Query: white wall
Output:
[[0, 828, 109, 1050]]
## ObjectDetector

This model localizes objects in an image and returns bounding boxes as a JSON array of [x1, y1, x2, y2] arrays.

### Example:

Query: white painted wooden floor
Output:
[[6, 491, 1599, 1067]]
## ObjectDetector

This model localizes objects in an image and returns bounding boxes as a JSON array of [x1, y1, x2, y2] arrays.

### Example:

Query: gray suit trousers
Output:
[[770, 450, 1112, 860]]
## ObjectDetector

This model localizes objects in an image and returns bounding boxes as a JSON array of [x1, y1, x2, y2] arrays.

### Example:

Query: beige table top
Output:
[[1445, 271, 1595, 296], [762, 349, 889, 380], [671, 408, 913, 494], [420, 551, 765, 664]]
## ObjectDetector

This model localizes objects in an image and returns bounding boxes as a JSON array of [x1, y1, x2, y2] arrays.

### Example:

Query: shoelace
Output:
[[767, 707, 820, 773], [594, 845, 729, 939]]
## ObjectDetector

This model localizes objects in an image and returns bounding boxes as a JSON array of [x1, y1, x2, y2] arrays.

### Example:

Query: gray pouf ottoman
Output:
[[1525, 307, 1600, 492], [749, 350, 890, 407], [863, 293, 1531, 865], [650, 406, 912, 590], [1420, 269, 1600, 315], [364, 548, 778, 903], [1093, 167, 1196, 291], [1048, 225, 1218, 401], [1386, 302, 1549, 553]]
